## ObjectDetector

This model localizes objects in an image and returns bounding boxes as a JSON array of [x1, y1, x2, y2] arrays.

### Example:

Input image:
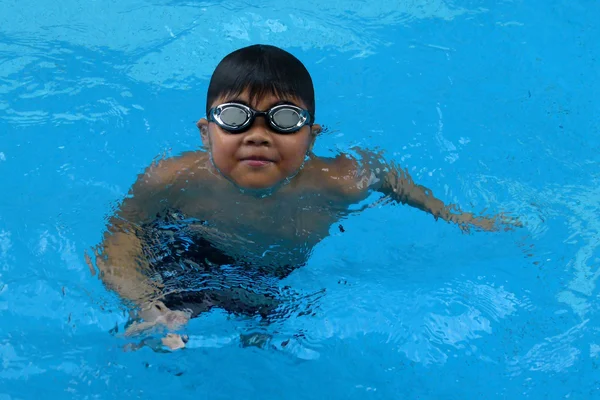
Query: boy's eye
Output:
[[219, 107, 249, 127], [271, 108, 301, 129]]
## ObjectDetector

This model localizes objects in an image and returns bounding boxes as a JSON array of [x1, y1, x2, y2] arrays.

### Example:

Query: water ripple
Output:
[[507, 320, 587, 375], [1, 0, 485, 87], [271, 271, 528, 367]]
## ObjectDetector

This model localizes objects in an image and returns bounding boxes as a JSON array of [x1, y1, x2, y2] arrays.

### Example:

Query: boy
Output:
[[94, 44, 516, 350]]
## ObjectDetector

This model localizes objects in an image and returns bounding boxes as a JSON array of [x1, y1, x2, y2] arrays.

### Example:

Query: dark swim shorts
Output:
[[138, 210, 299, 319]]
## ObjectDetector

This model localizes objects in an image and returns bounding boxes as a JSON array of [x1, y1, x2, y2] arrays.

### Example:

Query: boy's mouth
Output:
[[239, 155, 275, 167]]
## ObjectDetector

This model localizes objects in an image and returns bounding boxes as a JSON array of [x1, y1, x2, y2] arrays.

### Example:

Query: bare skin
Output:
[[93, 90, 518, 349]]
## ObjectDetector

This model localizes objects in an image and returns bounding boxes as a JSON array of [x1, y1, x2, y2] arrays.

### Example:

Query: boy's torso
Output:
[[139, 151, 367, 267]]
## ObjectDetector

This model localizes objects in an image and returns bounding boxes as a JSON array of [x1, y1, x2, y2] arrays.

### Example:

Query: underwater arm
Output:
[[96, 213, 159, 304], [378, 162, 503, 231], [342, 149, 518, 232], [94, 163, 166, 304], [92, 159, 192, 336]]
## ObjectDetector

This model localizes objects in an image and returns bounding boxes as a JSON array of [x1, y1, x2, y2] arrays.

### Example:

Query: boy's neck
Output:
[[207, 151, 309, 199]]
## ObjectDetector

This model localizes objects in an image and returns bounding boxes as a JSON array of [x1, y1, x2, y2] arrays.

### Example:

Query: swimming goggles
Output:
[[207, 102, 313, 134]]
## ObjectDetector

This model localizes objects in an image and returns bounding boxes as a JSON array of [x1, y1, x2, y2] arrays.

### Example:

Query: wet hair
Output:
[[206, 44, 315, 118]]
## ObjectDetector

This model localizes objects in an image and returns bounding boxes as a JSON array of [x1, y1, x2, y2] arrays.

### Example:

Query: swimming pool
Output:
[[1, 0, 599, 398]]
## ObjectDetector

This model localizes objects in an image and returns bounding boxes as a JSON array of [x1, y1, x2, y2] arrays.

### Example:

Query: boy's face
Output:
[[197, 90, 321, 190]]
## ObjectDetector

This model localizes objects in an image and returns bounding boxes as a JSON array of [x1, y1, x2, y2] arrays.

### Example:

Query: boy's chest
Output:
[[170, 188, 346, 245]]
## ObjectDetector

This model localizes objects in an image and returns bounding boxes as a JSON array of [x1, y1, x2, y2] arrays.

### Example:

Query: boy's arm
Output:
[[377, 161, 504, 232], [331, 150, 518, 232], [93, 156, 189, 307], [92, 157, 198, 344]]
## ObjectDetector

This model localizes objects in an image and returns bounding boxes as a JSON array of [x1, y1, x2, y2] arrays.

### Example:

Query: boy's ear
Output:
[[311, 124, 322, 136], [307, 124, 321, 152], [197, 118, 210, 145]]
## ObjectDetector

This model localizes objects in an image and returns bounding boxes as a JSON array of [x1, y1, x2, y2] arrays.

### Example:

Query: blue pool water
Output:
[[1, 0, 599, 398]]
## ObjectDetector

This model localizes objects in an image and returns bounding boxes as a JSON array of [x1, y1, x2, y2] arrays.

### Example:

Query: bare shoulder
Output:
[[113, 151, 210, 222], [302, 153, 367, 197], [137, 151, 210, 188]]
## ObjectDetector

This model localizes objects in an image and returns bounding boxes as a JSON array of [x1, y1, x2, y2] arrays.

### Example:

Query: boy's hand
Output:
[[496, 212, 524, 230], [161, 333, 188, 350], [454, 212, 523, 233], [125, 300, 191, 336], [124, 300, 191, 351]]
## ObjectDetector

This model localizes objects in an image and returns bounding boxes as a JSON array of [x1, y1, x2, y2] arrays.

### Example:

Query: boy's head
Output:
[[205, 44, 315, 118], [198, 44, 321, 191]]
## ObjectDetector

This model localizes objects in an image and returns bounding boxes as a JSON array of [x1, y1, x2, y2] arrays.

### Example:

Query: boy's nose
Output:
[[243, 118, 272, 146]]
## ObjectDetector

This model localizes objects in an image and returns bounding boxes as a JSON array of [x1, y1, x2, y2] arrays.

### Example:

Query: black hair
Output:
[[206, 44, 315, 118]]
